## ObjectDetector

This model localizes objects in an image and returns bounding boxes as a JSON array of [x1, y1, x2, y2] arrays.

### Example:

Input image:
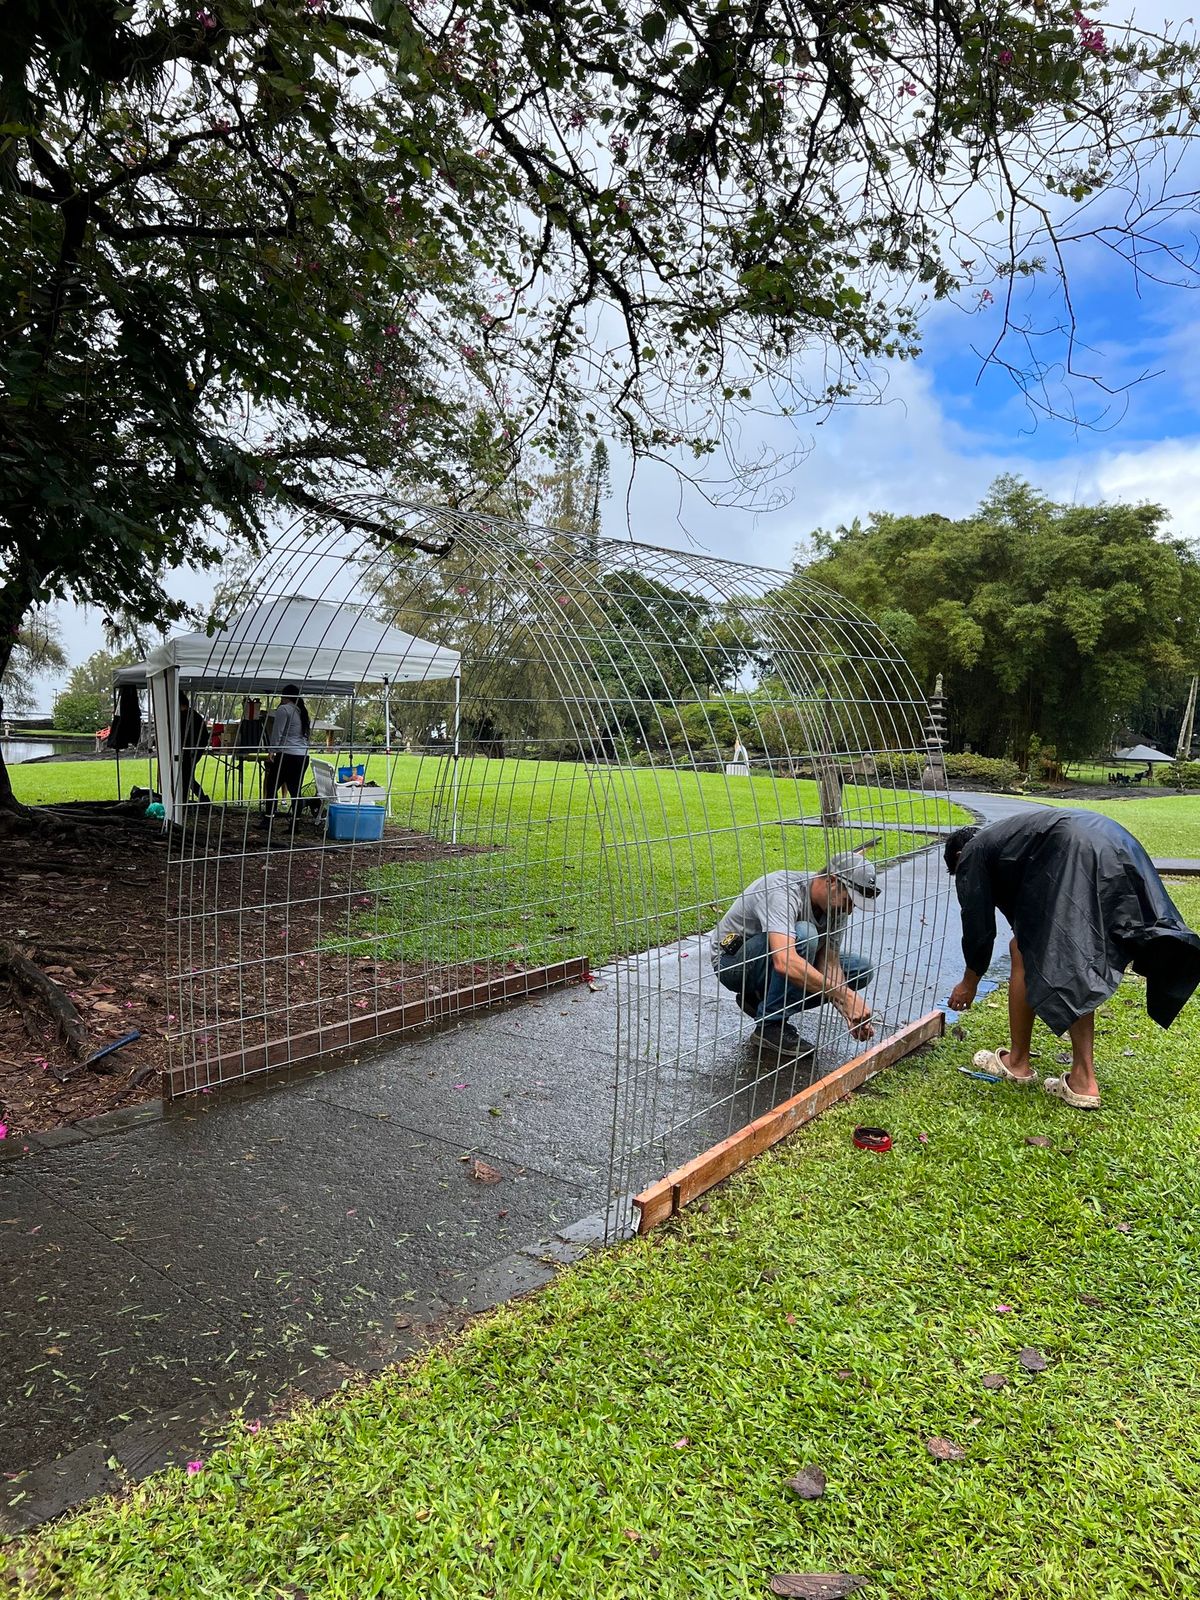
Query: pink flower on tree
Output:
[[998, 48, 1013, 66], [1074, 11, 1107, 53], [195, 9, 216, 30]]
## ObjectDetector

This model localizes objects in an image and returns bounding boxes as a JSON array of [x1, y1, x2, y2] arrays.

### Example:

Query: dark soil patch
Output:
[[0, 808, 167, 1134], [0, 804, 493, 1137]]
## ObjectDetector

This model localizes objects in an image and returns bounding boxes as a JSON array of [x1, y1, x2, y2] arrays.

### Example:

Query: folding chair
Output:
[[309, 758, 337, 822]]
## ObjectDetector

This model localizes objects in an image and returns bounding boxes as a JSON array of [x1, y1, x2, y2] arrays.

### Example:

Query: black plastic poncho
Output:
[[955, 808, 1200, 1035]]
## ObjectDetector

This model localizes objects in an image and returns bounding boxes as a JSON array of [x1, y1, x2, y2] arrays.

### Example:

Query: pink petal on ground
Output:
[[186, 1459, 203, 1475], [994, 1303, 1014, 1314], [918, 1133, 928, 1144], [246, 1419, 262, 1434], [452, 1082, 468, 1091], [672, 1437, 690, 1449], [0, 1125, 8, 1140]]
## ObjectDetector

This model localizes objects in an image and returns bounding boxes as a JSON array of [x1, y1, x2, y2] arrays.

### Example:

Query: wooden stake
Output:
[[632, 1011, 944, 1233]]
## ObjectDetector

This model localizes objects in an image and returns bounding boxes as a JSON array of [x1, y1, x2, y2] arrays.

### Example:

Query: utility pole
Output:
[[1176, 672, 1197, 776]]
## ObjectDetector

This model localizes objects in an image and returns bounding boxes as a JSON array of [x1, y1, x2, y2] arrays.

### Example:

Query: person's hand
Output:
[[948, 978, 978, 1012], [838, 989, 875, 1042]]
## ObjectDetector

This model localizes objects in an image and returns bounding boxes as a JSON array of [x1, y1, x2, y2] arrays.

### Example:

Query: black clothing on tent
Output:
[[106, 684, 142, 751], [955, 809, 1200, 1035]]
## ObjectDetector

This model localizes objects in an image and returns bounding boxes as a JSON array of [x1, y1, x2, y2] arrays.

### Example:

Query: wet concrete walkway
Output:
[[1, 790, 1039, 1529]]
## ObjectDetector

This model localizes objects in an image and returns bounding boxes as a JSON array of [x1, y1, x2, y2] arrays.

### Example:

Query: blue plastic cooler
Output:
[[326, 802, 386, 842]]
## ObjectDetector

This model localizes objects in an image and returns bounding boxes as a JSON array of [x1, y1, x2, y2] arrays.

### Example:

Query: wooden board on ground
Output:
[[167, 957, 591, 1098], [631, 1011, 945, 1233]]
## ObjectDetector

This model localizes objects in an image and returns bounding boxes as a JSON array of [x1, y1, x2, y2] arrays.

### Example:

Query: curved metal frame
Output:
[[162, 499, 952, 1220]]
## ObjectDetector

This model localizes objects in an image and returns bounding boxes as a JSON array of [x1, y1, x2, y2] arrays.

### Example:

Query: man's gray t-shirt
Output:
[[710, 870, 847, 971]]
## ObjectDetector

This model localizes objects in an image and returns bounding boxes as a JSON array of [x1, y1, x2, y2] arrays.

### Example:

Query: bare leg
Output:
[[1066, 1012, 1098, 1098], [1002, 938, 1037, 1080]]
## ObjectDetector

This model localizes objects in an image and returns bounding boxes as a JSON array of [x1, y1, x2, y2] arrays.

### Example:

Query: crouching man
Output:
[[711, 853, 879, 1054]]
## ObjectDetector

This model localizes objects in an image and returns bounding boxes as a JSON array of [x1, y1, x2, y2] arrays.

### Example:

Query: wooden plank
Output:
[[632, 1011, 945, 1233], [167, 957, 590, 1097]]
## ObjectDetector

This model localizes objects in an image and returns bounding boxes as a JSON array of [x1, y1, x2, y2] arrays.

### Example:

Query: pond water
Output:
[[0, 739, 86, 764]]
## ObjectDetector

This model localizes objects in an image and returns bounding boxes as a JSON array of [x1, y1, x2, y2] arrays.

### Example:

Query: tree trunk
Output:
[[0, 742, 15, 811], [0, 571, 37, 816]]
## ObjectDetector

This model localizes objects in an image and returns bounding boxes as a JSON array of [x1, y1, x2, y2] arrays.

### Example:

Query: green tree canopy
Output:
[[0, 611, 67, 718], [53, 690, 105, 732], [801, 477, 1200, 759], [65, 644, 140, 700], [3, 0, 1199, 810]]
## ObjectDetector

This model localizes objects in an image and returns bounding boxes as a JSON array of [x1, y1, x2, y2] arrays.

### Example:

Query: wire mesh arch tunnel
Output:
[[163, 501, 952, 1230]]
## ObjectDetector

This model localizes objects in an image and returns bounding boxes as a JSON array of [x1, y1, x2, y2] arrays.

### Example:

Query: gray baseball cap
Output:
[[828, 851, 880, 907]]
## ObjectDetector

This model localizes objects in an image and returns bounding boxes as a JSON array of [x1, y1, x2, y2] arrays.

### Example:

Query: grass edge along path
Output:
[[1025, 792, 1200, 861], [11, 886, 1200, 1600]]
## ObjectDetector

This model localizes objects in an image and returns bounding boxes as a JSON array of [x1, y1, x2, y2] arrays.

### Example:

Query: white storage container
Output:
[[335, 783, 385, 806]]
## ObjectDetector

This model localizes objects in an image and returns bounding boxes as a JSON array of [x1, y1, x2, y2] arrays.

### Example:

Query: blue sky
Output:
[[626, 204, 1200, 572], [26, 1, 1200, 707]]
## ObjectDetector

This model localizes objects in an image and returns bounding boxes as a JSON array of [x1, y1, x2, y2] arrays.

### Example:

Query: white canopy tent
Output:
[[1112, 743, 1173, 764], [119, 596, 461, 826]]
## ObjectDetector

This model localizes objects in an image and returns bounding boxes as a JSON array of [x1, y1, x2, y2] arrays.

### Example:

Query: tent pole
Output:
[[384, 675, 393, 818], [452, 670, 461, 846], [112, 676, 121, 802]]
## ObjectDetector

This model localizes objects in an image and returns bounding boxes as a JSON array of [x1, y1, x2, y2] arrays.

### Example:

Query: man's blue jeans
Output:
[[717, 921, 873, 1027]]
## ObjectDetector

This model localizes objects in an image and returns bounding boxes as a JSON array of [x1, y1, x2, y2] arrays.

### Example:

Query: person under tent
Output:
[[177, 691, 211, 805], [259, 685, 311, 827]]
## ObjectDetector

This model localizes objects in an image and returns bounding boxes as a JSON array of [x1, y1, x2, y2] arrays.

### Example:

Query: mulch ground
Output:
[[0, 804, 492, 1139]]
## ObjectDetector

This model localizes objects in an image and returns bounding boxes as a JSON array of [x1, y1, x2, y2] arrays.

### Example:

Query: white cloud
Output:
[[1055, 438, 1200, 534]]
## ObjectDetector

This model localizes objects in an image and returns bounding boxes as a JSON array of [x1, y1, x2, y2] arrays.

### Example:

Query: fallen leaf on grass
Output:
[[1018, 1348, 1048, 1373], [1111, 1221, 1132, 1234], [470, 1157, 503, 1185], [769, 1575, 868, 1598], [1025, 1135, 1053, 1148], [926, 1436, 965, 1462], [980, 1373, 1008, 1390], [1079, 1293, 1104, 1308], [786, 1466, 827, 1501]]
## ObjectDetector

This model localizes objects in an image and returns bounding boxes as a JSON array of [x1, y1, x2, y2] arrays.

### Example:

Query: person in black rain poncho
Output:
[[945, 810, 1200, 1109]]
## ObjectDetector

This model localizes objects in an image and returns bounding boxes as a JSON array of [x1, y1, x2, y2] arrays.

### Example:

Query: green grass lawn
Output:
[[13, 884, 1200, 1599], [362, 757, 968, 966], [1030, 794, 1200, 860], [8, 753, 970, 970]]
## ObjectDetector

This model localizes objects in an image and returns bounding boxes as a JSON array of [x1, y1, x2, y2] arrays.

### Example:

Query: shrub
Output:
[[944, 752, 1022, 789], [874, 751, 1021, 790], [1166, 760, 1200, 790], [53, 690, 104, 732]]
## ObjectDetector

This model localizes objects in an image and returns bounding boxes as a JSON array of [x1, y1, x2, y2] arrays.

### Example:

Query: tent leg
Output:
[[384, 676, 392, 819], [452, 671, 461, 846]]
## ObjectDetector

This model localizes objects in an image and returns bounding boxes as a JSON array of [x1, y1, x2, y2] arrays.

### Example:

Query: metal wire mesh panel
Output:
[[162, 501, 951, 1221]]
